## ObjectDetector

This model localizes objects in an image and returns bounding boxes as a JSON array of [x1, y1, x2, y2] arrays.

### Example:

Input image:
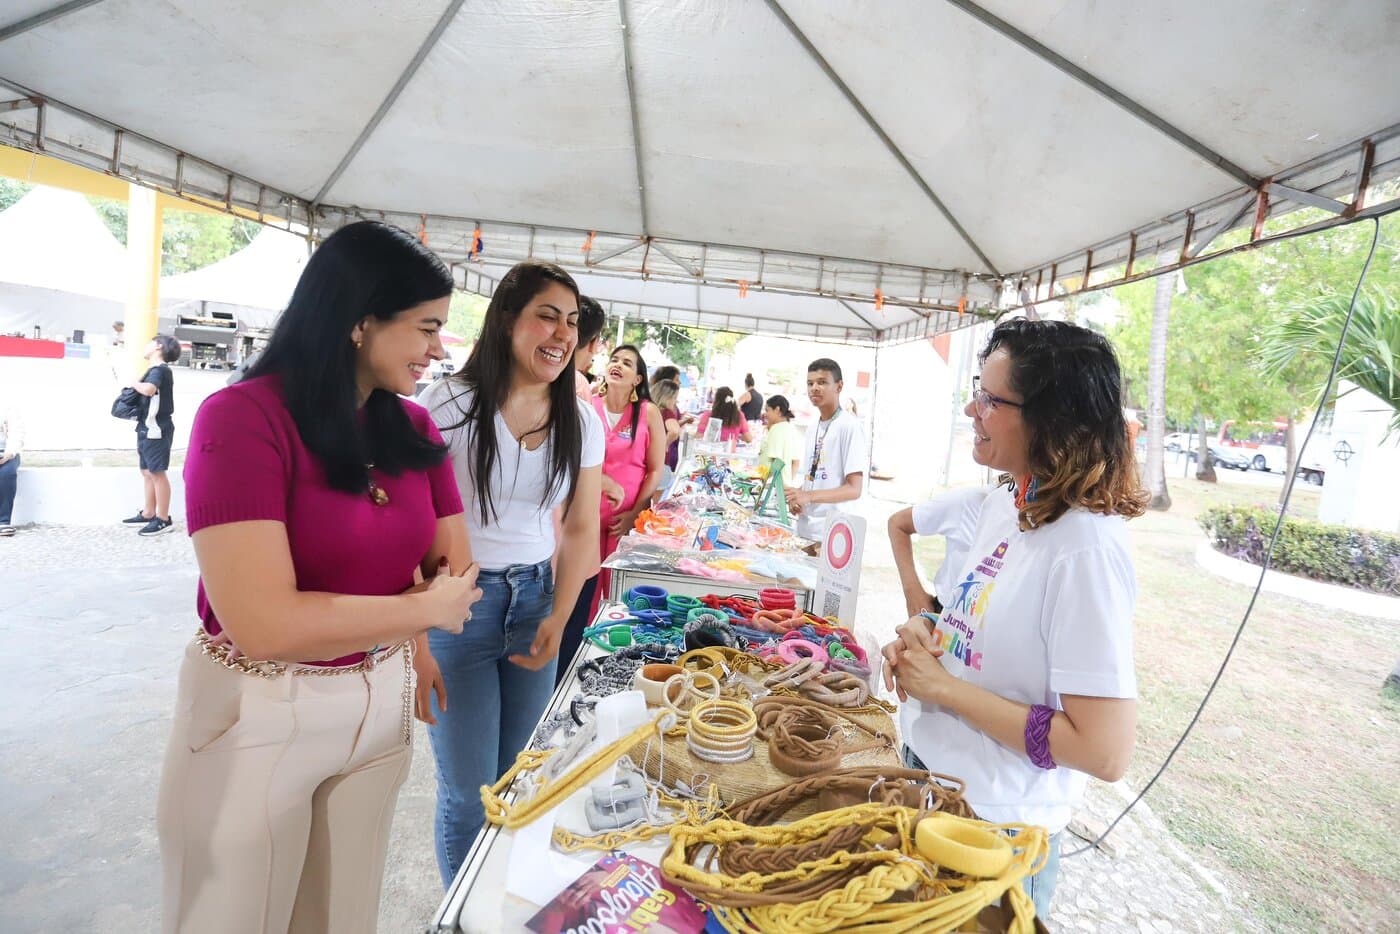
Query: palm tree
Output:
[[1145, 257, 1174, 509], [1258, 287, 1399, 695], [1256, 289, 1399, 434]]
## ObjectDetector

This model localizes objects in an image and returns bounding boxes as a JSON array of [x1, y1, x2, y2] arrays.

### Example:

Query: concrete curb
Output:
[[1194, 540, 1400, 621]]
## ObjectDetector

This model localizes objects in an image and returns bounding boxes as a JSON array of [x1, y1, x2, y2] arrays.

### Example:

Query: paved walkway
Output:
[[1, 504, 1254, 932]]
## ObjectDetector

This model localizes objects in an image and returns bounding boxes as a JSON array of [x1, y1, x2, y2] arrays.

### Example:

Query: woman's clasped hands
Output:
[[880, 615, 957, 705]]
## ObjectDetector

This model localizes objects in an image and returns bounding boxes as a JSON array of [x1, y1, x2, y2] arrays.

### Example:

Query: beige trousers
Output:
[[157, 640, 414, 934]]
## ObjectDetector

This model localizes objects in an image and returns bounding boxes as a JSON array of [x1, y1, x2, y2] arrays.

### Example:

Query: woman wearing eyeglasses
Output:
[[881, 318, 1147, 919]]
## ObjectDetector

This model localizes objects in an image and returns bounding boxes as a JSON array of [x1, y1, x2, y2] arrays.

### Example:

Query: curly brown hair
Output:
[[981, 318, 1148, 531]]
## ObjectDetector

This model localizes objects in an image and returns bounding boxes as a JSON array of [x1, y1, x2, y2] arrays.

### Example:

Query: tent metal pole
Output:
[[944, 0, 1259, 189], [0, 0, 104, 43], [312, 0, 466, 205], [616, 0, 650, 235], [762, 0, 1000, 277], [838, 298, 880, 337]]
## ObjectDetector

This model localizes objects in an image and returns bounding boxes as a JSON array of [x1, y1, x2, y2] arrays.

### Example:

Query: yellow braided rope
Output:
[[551, 782, 724, 853], [480, 711, 674, 829], [663, 803, 1046, 934]]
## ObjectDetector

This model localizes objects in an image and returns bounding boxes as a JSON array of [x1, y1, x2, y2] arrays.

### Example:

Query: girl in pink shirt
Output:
[[696, 384, 753, 444]]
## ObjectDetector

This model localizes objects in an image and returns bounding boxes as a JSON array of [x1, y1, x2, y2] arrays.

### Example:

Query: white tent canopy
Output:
[[0, 184, 126, 301], [1, 0, 1397, 342], [161, 226, 309, 329]]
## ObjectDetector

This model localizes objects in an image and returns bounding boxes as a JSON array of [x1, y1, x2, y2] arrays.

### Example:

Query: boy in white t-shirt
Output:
[[787, 358, 868, 542], [887, 486, 992, 617]]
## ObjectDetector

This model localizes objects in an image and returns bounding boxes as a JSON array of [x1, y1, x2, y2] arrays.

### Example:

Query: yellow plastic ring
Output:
[[915, 813, 1013, 878]]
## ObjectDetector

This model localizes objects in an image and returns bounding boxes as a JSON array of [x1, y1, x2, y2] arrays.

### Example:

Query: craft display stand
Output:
[[607, 565, 813, 611]]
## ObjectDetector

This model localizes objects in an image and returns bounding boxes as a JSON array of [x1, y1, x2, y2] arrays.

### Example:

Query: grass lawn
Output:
[[916, 476, 1400, 932]]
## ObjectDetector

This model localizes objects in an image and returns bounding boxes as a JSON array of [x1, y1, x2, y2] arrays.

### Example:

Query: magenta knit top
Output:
[[183, 375, 464, 665]]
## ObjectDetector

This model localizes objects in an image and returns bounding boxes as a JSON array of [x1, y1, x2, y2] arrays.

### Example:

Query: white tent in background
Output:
[[161, 226, 309, 329], [0, 185, 126, 301], [0, 184, 127, 339]]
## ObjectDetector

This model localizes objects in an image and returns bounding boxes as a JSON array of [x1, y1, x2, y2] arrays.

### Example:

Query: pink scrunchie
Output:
[[776, 639, 829, 666]]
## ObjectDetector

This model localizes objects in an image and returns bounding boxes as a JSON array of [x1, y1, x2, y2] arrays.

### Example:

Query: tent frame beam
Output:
[[945, 0, 1260, 190], [616, 0, 650, 236], [0, 0, 104, 43], [762, 0, 1001, 277], [311, 0, 466, 206]]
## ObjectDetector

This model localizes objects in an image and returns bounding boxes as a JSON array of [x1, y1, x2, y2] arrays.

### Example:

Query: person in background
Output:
[[110, 320, 125, 349], [650, 377, 686, 493], [738, 372, 763, 423], [651, 365, 679, 385], [787, 358, 866, 541], [882, 318, 1145, 918], [572, 295, 607, 402], [557, 344, 665, 686], [158, 220, 481, 934], [695, 386, 752, 444], [756, 394, 802, 489], [418, 260, 603, 886], [0, 396, 24, 536], [122, 335, 182, 537], [888, 486, 992, 617]]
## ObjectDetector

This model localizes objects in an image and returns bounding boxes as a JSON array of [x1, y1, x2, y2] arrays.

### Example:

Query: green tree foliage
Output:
[[0, 177, 32, 211], [1112, 216, 1400, 434], [615, 321, 742, 371], [448, 291, 489, 343], [1258, 288, 1400, 434], [85, 196, 262, 275]]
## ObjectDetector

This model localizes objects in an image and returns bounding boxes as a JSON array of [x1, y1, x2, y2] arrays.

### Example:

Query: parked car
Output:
[[1163, 432, 1189, 452], [1296, 465, 1325, 486], [1186, 444, 1250, 470]]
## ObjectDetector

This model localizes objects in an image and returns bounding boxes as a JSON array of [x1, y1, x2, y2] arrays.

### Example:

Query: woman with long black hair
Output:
[[417, 260, 603, 886], [159, 220, 481, 933]]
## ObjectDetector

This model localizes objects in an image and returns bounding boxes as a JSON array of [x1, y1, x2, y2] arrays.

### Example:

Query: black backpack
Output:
[[111, 387, 142, 420]]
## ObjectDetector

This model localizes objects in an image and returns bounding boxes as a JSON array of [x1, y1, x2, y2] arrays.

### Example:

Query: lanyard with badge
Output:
[[805, 411, 837, 490]]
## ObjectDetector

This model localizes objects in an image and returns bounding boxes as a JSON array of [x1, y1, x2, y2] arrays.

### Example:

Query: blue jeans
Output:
[[902, 744, 1062, 919], [426, 559, 558, 887], [0, 453, 17, 524]]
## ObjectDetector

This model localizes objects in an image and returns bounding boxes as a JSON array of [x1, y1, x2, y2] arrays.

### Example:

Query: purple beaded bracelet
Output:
[[1024, 704, 1057, 770]]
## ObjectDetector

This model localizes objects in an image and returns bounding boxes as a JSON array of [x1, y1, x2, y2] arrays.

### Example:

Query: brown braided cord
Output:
[[726, 766, 973, 825]]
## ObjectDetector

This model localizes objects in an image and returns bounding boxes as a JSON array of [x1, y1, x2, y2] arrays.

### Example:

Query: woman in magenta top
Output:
[[157, 222, 481, 934], [696, 385, 753, 444]]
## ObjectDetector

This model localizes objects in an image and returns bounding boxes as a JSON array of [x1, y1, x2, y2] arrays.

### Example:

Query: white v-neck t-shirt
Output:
[[419, 379, 604, 569], [899, 486, 1138, 832]]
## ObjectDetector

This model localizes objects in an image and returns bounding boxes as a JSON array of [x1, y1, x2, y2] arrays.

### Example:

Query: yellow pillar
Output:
[[124, 183, 162, 378]]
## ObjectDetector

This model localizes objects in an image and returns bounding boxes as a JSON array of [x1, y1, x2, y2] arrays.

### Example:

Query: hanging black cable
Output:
[[1065, 214, 1385, 859]]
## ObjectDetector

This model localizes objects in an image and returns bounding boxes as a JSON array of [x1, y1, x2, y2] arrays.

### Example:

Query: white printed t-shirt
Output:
[[899, 485, 1138, 832], [796, 408, 868, 540], [912, 486, 993, 605], [419, 379, 604, 569]]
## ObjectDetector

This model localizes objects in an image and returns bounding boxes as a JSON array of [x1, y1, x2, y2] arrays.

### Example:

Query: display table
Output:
[[429, 618, 636, 933]]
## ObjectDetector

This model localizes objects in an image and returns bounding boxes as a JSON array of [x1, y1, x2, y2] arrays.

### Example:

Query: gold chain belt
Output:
[[193, 628, 415, 746]]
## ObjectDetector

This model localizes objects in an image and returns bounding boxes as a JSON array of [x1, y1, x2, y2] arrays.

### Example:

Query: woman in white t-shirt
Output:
[[881, 318, 1147, 918], [418, 261, 603, 887], [887, 485, 992, 617]]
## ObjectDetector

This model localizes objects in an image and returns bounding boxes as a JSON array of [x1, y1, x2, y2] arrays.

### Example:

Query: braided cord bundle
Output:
[[481, 711, 674, 830], [663, 802, 1046, 933]]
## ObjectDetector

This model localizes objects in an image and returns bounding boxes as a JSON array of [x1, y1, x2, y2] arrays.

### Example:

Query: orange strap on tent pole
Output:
[[873, 289, 884, 312], [957, 296, 967, 315], [470, 225, 483, 257], [738, 280, 749, 298], [417, 214, 428, 246], [582, 230, 596, 255]]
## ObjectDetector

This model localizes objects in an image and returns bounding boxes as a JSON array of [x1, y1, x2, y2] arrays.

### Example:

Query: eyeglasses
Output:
[[971, 376, 1022, 418]]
